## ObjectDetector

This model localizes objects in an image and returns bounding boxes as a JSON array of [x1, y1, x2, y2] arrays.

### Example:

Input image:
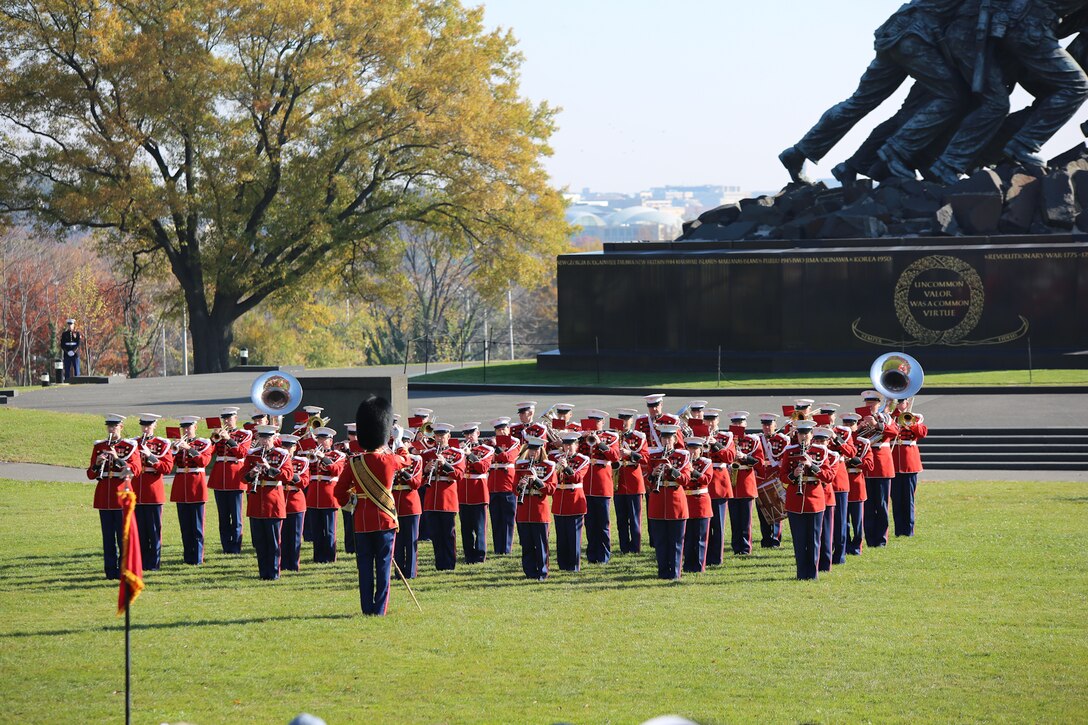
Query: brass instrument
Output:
[[858, 352, 925, 443], [425, 444, 448, 488], [97, 433, 119, 478], [250, 370, 304, 416], [171, 429, 194, 454], [897, 410, 921, 427], [650, 449, 672, 493]]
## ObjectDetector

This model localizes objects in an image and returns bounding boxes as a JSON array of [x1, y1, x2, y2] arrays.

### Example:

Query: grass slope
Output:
[[1, 479, 1086, 723], [413, 361, 1088, 388]]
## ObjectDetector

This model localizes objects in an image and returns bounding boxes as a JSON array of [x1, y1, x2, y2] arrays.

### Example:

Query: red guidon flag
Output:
[[117, 490, 144, 616]]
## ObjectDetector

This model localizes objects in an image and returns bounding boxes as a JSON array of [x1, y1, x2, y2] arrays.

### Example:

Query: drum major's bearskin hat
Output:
[[355, 395, 393, 451]]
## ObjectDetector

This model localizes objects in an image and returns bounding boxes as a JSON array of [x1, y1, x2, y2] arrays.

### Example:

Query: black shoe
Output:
[[779, 146, 811, 184], [831, 162, 857, 188], [927, 158, 962, 186], [1003, 140, 1047, 170], [878, 146, 917, 180]]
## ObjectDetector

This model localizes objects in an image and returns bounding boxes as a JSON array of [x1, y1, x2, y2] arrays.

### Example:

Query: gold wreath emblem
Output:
[[893, 255, 984, 344]]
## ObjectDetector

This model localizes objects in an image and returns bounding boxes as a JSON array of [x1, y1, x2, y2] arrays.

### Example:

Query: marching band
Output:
[[88, 372, 928, 613]]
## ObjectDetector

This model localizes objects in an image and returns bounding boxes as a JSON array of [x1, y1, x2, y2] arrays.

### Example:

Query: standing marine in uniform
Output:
[[338, 422, 363, 554], [242, 426, 294, 580], [88, 414, 142, 579], [647, 425, 690, 580], [779, 420, 835, 580], [486, 417, 521, 555], [515, 436, 558, 580], [579, 410, 619, 564], [306, 428, 348, 563], [132, 413, 173, 570], [282, 440, 312, 572], [421, 423, 465, 571], [682, 436, 714, 573], [391, 439, 423, 578], [703, 409, 735, 565], [860, 390, 900, 548], [840, 413, 874, 555], [170, 416, 213, 565], [551, 431, 589, 572], [727, 412, 762, 556], [60, 318, 83, 381], [891, 400, 928, 537], [334, 396, 411, 616], [614, 409, 647, 555], [754, 413, 786, 548], [456, 422, 494, 564], [208, 407, 253, 554]]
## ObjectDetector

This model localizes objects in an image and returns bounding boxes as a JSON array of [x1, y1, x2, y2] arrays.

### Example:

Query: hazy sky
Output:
[[480, 0, 1087, 194]]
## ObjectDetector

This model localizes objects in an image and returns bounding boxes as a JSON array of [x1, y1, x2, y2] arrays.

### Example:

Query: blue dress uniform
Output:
[[614, 423, 647, 554], [843, 421, 873, 556], [580, 415, 619, 564], [88, 415, 142, 579], [170, 419, 214, 565], [421, 429, 466, 571], [207, 410, 252, 554], [779, 422, 835, 580], [703, 415, 735, 565], [636, 394, 668, 549], [551, 438, 589, 572], [486, 420, 521, 555], [408, 408, 435, 542], [755, 418, 789, 548], [860, 394, 900, 548], [646, 428, 690, 580], [727, 415, 762, 556], [392, 450, 423, 578], [456, 425, 494, 564], [305, 442, 348, 563], [812, 429, 838, 573], [282, 449, 311, 571], [60, 320, 81, 381], [131, 419, 174, 571], [515, 445, 557, 580]]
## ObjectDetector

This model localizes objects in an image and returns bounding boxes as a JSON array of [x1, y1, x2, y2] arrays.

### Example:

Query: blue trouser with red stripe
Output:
[[707, 498, 728, 565], [99, 509, 123, 579], [788, 511, 822, 580], [135, 504, 162, 570], [756, 500, 782, 548], [654, 519, 686, 579], [864, 477, 892, 546], [355, 530, 395, 615], [585, 496, 611, 563], [489, 492, 516, 555], [846, 500, 864, 555], [176, 502, 205, 565], [683, 517, 710, 573], [427, 511, 457, 570], [459, 503, 488, 564], [311, 508, 338, 563], [213, 490, 243, 554], [394, 514, 420, 578], [818, 507, 834, 572], [832, 491, 849, 564], [342, 509, 356, 553], [250, 517, 282, 580], [728, 498, 753, 555], [517, 522, 549, 579], [281, 511, 304, 571], [554, 514, 584, 571], [614, 494, 642, 554], [892, 472, 918, 537]]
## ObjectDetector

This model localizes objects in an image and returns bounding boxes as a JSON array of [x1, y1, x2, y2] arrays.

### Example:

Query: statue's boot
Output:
[[1003, 139, 1047, 172], [877, 146, 918, 180], [778, 146, 811, 184], [831, 162, 857, 189], [927, 158, 962, 186]]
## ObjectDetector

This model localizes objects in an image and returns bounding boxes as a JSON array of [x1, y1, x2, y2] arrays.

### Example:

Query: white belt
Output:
[[591, 459, 611, 466], [734, 465, 753, 471], [712, 463, 727, 470], [99, 473, 130, 479], [895, 441, 917, 447], [799, 476, 821, 483], [685, 487, 709, 496], [312, 474, 336, 482], [621, 462, 640, 468], [255, 480, 282, 487], [175, 468, 205, 474], [875, 443, 890, 449], [392, 485, 413, 491], [218, 457, 241, 463], [434, 477, 454, 483], [847, 468, 862, 474], [490, 463, 515, 470], [557, 483, 583, 490], [285, 485, 302, 492], [467, 473, 488, 480]]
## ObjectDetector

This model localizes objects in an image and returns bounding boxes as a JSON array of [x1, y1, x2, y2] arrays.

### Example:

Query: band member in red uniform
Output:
[[639, 394, 668, 548], [282, 437, 311, 572], [841, 413, 873, 555], [302, 427, 347, 563], [826, 420, 856, 565], [391, 439, 423, 578], [170, 416, 213, 565], [647, 425, 690, 580], [487, 418, 521, 555], [891, 400, 928, 537], [422, 423, 465, 571], [682, 436, 714, 573], [704, 409, 736, 565], [241, 425, 293, 580], [456, 422, 494, 564], [812, 426, 839, 573], [579, 410, 619, 564], [133, 413, 173, 570], [510, 401, 537, 441], [614, 409, 647, 554], [860, 390, 900, 547], [727, 412, 762, 556], [208, 406, 253, 555], [515, 436, 558, 580], [754, 413, 786, 548], [338, 422, 363, 554], [778, 420, 835, 580], [88, 414, 142, 579], [409, 408, 434, 542], [551, 431, 589, 571], [334, 396, 411, 615]]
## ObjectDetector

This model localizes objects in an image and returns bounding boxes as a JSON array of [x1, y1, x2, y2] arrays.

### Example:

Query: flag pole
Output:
[[124, 578, 131, 725]]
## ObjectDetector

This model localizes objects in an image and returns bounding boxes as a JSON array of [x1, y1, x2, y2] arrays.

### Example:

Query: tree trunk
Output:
[[188, 307, 236, 373]]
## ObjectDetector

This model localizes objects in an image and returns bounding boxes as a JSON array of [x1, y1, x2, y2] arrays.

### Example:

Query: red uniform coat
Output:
[[828, 434, 856, 493], [868, 417, 901, 478], [306, 448, 348, 509], [847, 435, 874, 503], [337, 439, 364, 457], [422, 445, 466, 512], [778, 443, 836, 514], [170, 438, 213, 504], [647, 448, 691, 521], [392, 452, 424, 516], [89, 438, 142, 510], [755, 432, 791, 486], [892, 421, 928, 473], [133, 436, 174, 505], [208, 428, 253, 492], [684, 455, 714, 519], [334, 450, 412, 533], [487, 436, 521, 494], [616, 430, 648, 496], [731, 429, 764, 499], [457, 443, 495, 505], [550, 451, 589, 516], [821, 447, 840, 506], [285, 455, 311, 514], [242, 447, 293, 519], [579, 431, 620, 497], [708, 431, 736, 499], [514, 458, 557, 523]]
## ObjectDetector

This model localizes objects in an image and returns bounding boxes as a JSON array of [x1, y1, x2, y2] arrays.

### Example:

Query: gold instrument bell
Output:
[[250, 370, 304, 416], [870, 352, 924, 401]]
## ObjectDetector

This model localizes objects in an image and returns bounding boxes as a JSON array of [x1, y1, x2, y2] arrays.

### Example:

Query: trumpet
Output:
[[97, 433, 119, 478], [897, 410, 921, 427]]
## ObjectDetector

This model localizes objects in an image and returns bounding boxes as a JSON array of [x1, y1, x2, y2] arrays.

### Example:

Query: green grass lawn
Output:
[[0, 408, 224, 468], [1, 478, 1085, 723], [414, 361, 1088, 388]]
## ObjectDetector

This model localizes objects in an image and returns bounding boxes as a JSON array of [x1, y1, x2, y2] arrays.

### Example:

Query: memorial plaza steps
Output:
[[921, 428, 1088, 471]]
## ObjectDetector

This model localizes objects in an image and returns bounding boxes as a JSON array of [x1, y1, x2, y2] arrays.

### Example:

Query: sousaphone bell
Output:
[[250, 370, 304, 416], [870, 352, 924, 401]]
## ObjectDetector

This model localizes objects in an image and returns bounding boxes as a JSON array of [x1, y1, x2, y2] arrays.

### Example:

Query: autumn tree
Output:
[[0, 0, 570, 372]]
